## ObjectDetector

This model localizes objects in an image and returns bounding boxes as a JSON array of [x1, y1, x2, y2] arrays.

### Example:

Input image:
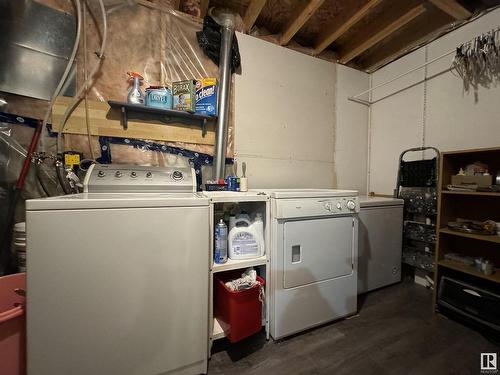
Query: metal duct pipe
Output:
[[213, 19, 234, 181]]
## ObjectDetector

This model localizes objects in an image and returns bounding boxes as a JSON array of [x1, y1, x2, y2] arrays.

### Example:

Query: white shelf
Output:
[[212, 255, 268, 273], [203, 191, 269, 203], [212, 318, 267, 341], [212, 318, 226, 340]]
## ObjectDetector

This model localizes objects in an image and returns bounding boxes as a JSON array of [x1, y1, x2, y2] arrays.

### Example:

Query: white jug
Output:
[[228, 214, 265, 260]]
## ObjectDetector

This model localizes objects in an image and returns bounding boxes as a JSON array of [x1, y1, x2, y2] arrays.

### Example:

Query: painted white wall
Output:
[[368, 7, 500, 195], [234, 33, 369, 191], [335, 64, 369, 194]]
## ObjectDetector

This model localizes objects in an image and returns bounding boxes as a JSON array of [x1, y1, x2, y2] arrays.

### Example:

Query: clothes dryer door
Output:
[[283, 216, 354, 289]]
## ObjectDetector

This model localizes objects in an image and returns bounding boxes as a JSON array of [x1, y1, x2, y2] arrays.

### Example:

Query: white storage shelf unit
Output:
[[205, 191, 270, 352]]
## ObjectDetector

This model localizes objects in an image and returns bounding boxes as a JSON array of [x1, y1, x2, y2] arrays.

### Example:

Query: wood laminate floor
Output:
[[209, 280, 499, 375]]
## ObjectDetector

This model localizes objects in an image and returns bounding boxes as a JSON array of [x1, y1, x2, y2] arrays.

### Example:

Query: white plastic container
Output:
[[228, 214, 265, 260], [13, 222, 26, 272]]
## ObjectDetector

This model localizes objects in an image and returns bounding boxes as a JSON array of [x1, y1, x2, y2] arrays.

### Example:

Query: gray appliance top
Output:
[[359, 196, 404, 208], [255, 188, 358, 199], [26, 193, 209, 211]]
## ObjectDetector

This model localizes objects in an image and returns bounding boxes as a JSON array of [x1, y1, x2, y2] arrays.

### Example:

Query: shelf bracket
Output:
[[202, 118, 207, 137], [120, 106, 128, 130]]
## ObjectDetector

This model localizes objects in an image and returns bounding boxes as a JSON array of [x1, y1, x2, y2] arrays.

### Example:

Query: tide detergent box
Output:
[[172, 80, 196, 112], [195, 77, 218, 116]]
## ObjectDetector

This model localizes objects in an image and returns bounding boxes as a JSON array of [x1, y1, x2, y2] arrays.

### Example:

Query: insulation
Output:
[[3, 0, 235, 168]]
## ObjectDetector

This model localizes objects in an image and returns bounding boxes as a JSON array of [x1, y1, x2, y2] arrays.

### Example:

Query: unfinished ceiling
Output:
[[172, 0, 500, 72]]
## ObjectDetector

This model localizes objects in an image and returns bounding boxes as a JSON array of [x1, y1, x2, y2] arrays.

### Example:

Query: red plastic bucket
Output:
[[214, 272, 265, 343], [0, 272, 26, 375]]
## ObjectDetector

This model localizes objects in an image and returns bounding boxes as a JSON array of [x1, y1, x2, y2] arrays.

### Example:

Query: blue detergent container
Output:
[[145, 86, 173, 109]]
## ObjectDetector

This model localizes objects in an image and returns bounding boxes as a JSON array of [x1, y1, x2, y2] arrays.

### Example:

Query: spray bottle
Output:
[[127, 71, 145, 104]]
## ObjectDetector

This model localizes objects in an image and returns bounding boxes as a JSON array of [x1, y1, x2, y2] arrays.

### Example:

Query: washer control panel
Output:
[[84, 164, 196, 193], [275, 197, 359, 219]]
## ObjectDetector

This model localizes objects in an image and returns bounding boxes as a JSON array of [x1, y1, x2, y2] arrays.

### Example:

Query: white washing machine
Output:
[[264, 189, 359, 340], [26, 164, 209, 375]]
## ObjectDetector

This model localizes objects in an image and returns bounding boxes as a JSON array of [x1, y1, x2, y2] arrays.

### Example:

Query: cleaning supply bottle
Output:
[[228, 214, 265, 260], [127, 71, 145, 104], [214, 219, 228, 264]]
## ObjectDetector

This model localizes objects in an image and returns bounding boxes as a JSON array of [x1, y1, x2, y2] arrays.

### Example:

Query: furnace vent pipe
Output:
[[213, 15, 234, 181]]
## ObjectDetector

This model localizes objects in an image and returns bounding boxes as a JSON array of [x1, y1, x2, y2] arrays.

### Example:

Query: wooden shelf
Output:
[[433, 147, 500, 310], [108, 100, 216, 133], [438, 260, 500, 284], [212, 255, 267, 273], [441, 190, 500, 197], [439, 228, 500, 244]]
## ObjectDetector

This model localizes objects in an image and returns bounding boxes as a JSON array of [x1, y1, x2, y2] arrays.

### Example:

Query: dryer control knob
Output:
[[336, 202, 342, 210], [115, 171, 122, 178], [347, 200, 356, 210], [324, 202, 332, 211]]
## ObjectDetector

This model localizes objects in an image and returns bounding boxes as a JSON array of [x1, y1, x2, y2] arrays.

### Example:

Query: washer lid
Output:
[[26, 193, 209, 210], [359, 196, 404, 208], [257, 188, 358, 199]]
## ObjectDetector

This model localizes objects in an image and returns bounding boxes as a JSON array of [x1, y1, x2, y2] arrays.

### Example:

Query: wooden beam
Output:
[[199, 0, 210, 18], [358, 9, 451, 71], [279, 0, 325, 45], [313, 0, 383, 55], [339, 3, 427, 64], [243, 0, 267, 33], [428, 0, 471, 19]]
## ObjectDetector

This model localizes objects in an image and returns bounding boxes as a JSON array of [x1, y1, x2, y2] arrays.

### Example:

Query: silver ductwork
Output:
[[212, 12, 235, 181]]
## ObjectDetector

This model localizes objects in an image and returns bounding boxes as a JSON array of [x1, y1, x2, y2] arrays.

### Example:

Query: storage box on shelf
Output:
[[433, 147, 500, 310], [205, 191, 270, 354]]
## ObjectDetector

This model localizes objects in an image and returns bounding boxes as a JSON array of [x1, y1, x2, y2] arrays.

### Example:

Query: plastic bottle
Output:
[[228, 214, 265, 260], [214, 219, 228, 264], [127, 71, 145, 104]]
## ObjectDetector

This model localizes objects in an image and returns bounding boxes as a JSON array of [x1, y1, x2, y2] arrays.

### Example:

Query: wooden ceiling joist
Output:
[[313, 0, 383, 55], [358, 9, 452, 71], [428, 0, 472, 19], [243, 0, 267, 33], [279, 0, 326, 45], [339, 3, 427, 64]]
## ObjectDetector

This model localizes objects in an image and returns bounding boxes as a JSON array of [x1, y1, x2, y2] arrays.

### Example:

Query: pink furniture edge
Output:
[[0, 272, 26, 375]]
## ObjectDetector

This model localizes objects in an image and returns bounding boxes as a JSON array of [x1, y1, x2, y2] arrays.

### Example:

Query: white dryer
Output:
[[26, 165, 209, 375], [265, 189, 359, 340]]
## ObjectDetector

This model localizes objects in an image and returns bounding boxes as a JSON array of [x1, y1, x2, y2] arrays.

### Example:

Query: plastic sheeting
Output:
[[82, 1, 234, 157], [0, 121, 60, 230], [0, 1, 239, 205]]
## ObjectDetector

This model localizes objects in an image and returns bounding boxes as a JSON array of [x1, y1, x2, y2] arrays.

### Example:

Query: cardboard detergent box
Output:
[[172, 80, 196, 112], [195, 77, 218, 116]]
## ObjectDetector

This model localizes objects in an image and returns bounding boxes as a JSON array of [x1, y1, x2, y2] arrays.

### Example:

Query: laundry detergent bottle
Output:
[[228, 213, 265, 260]]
